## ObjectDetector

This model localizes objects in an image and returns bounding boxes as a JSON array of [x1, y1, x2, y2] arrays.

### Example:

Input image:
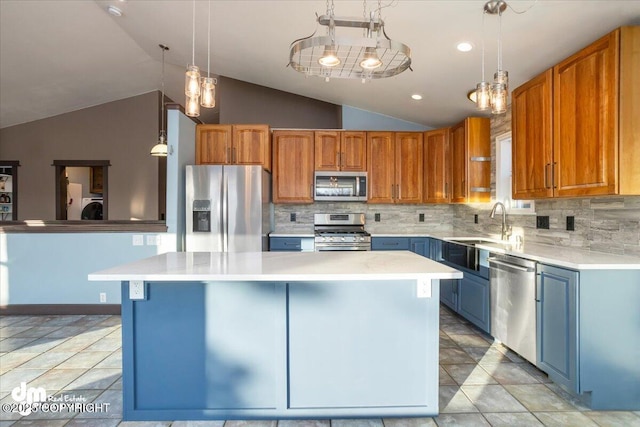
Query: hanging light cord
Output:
[[207, 0, 211, 77], [191, 0, 196, 65], [498, 10, 503, 72], [481, 11, 486, 82], [508, 0, 538, 14], [161, 46, 166, 135]]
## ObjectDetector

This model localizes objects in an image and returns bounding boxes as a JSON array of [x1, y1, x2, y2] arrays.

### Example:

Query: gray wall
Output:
[[0, 92, 161, 220], [219, 76, 341, 128]]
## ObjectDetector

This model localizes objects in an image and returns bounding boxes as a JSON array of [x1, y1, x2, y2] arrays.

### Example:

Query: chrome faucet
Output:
[[489, 202, 509, 241]]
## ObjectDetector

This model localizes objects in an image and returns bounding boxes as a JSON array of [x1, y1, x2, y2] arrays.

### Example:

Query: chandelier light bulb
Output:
[[490, 82, 508, 114], [360, 47, 382, 70], [185, 94, 200, 117], [185, 65, 201, 97], [200, 77, 216, 108], [318, 45, 341, 67], [476, 81, 491, 111]]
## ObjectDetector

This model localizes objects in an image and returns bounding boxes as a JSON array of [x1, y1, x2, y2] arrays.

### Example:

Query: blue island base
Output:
[[121, 279, 441, 421]]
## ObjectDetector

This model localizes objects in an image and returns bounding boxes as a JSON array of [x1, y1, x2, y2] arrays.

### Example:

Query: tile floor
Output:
[[1, 307, 639, 427]]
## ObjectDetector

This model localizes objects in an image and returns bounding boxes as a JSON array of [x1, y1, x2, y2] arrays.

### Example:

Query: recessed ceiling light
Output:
[[107, 5, 123, 17], [411, 94, 423, 100], [456, 42, 473, 52]]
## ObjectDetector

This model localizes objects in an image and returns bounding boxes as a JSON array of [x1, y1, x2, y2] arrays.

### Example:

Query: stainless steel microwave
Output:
[[314, 171, 367, 202]]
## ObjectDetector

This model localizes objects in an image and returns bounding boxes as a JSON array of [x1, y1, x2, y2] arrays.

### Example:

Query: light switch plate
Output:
[[129, 280, 146, 300]]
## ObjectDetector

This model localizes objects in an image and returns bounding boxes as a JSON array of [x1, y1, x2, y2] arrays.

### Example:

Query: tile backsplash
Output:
[[274, 203, 454, 235]]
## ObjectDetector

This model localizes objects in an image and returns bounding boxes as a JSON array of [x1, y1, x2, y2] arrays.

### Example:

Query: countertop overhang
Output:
[[0, 220, 167, 233], [88, 251, 463, 282]]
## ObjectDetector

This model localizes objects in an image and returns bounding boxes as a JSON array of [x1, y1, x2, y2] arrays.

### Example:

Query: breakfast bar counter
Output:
[[89, 251, 462, 421]]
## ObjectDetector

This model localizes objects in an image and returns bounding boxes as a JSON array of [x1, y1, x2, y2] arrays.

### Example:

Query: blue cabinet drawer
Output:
[[371, 237, 410, 251], [270, 237, 303, 251]]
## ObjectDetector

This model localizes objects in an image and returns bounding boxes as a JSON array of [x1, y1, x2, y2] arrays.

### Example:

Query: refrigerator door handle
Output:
[[222, 171, 228, 252]]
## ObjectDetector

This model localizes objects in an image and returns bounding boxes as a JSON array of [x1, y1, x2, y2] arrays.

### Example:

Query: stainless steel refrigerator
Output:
[[185, 165, 273, 252]]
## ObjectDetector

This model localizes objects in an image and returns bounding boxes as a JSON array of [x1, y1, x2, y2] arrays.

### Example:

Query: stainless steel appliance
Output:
[[314, 213, 371, 251], [488, 253, 537, 364], [314, 171, 367, 202], [186, 165, 272, 252], [441, 239, 491, 276]]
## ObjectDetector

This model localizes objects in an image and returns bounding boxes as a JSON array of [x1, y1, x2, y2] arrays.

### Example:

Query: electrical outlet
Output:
[[417, 280, 431, 298], [374, 213, 381, 222], [129, 280, 146, 300], [419, 213, 425, 222], [290, 213, 296, 222], [474, 214, 479, 224], [132, 235, 144, 246], [146, 235, 159, 246], [536, 216, 550, 229], [99, 292, 107, 303], [566, 216, 575, 231]]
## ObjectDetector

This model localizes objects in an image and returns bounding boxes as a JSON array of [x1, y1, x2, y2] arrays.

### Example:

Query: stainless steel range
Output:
[[314, 213, 371, 251]]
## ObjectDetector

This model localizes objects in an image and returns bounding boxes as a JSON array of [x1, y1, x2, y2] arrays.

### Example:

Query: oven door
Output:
[[314, 242, 371, 251]]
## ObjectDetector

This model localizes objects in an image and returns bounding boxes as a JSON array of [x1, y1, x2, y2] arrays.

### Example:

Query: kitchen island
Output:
[[89, 251, 462, 421]]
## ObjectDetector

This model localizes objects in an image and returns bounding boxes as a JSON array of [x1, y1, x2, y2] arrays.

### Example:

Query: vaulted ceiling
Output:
[[1, 0, 639, 129]]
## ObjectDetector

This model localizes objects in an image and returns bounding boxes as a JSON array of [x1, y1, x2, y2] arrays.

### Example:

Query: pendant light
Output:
[[475, 12, 491, 111], [151, 44, 170, 157], [185, 0, 200, 117], [318, 6, 340, 68], [200, 0, 216, 108]]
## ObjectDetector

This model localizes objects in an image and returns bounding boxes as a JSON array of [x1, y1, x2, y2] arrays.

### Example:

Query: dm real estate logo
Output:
[[11, 382, 47, 415]]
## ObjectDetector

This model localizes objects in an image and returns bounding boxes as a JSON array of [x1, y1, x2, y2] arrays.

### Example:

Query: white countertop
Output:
[[269, 232, 315, 238], [89, 251, 463, 282], [424, 231, 640, 270]]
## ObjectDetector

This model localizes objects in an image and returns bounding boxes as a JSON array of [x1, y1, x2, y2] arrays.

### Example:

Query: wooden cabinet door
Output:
[[196, 124, 232, 164], [466, 118, 491, 203], [395, 132, 423, 203], [449, 122, 467, 203], [233, 125, 271, 171], [272, 130, 314, 204], [314, 131, 341, 171], [553, 30, 618, 197], [366, 132, 395, 203], [423, 128, 450, 203], [512, 69, 554, 199], [340, 131, 367, 171]]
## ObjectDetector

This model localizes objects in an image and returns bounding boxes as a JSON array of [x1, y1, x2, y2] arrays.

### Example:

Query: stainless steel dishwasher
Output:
[[488, 253, 537, 364]]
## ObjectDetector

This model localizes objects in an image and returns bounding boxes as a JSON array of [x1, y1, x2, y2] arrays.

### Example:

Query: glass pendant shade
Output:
[[150, 133, 168, 156], [185, 94, 200, 117], [185, 65, 201, 97], [360, 47, 382, 70], [476, 81, 491, 110], [494, 70, 509, 91], [490, 82, 508, 114], [200, 77, 216, 108], [319, 46, 341, 67]]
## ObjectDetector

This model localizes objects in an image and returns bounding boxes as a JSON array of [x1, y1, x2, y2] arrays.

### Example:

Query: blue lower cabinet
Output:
[[371, 237, 410, 251], [536, 263, 578, 393], [270, 237, 302, 251], [440, 279, 458, 311], [409, 238, 430, 258], [458, 273, 490, 333]]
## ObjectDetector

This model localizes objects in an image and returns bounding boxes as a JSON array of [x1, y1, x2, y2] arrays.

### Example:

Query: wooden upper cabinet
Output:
[[340, 132, 367, 171], [233, 125, 271, 171], [314, 131, 366, 171], [423, 128, 450, 204], [513, 27, 640, 199], [196, 125, 232, 164], [367, 132, 423, 204], [449, 122, 467, 203], [449, 118, 491, 204], [554, 29, 618, 197], [272, 130, 314, 204], [367, 132, 395, 203], [512, 69, 554, 199], [395, 132, 423, 203], [196, 124, 271, 171]]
